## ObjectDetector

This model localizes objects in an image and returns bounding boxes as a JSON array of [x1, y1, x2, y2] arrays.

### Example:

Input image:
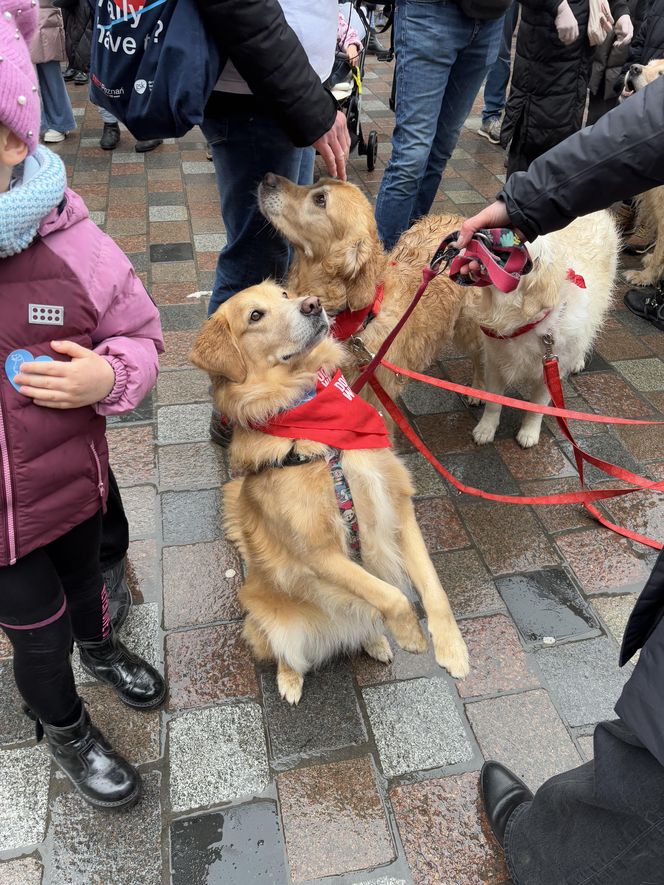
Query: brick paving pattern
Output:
[[0, 53, 663, 885]]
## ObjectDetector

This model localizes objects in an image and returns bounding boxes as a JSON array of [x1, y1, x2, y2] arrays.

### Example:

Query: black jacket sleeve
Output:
[[609, 0, 630, 20], [193, 0, 337, 147], [499, 76, 664, 240]]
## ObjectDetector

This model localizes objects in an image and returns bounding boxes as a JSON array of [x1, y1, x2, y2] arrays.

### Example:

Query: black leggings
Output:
[[0, 512, 107, 726]]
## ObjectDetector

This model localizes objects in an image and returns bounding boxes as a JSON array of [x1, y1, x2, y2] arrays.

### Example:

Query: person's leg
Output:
[[375, 1, 473, 250], [36, 61, 76, 134], [482, 3, 518, 124], [504, 720, 664, 885], [100, 467, 131, 630], [201, 108, 312, 315], [413, 14, 504, 221]]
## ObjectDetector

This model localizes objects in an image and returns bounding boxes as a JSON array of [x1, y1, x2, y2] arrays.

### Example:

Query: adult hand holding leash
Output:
[[313, 110, 351, 181], [453, 200, 524, 279]]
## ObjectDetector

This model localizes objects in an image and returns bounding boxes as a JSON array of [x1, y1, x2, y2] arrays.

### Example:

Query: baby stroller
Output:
[[328, 2, 379, 171]]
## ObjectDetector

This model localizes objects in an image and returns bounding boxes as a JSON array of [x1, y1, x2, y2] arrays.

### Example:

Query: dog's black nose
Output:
[[300, 296, 322, 317], [630, 64, 642, 75], [263, 172, 278, 189]]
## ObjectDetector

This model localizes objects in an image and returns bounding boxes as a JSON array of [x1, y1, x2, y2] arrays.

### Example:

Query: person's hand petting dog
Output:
[[453, 200, 524, 280], [313, 109, 351, 181], [15, 341, 116, 409]]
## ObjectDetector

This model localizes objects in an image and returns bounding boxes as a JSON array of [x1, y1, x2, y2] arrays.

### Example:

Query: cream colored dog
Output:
[[190, 282, 469, 704]]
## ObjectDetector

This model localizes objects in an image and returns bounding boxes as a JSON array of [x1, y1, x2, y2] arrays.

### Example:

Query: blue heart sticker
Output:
[[5, 349, 54, 392]]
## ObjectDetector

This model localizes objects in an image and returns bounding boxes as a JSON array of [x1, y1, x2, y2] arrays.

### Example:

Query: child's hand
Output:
[[346, 43, 360, 66], [15, 341, 115, 409]]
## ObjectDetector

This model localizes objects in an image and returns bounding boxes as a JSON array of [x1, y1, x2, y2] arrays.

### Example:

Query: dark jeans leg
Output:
[[504, 719, 664, 885], [99, 467, 129, 572], [482, 3, 519, 123]]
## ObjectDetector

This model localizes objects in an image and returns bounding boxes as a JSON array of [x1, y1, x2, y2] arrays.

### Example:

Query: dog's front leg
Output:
[[315, 553, 426, 654], [516, 378, 550, 448], [472, 350, 505, 445], [277, 660, 305, 705], [398, 502, 469, 679]]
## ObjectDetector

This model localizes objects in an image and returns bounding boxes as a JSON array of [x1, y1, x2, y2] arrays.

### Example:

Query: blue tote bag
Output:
[[90, 0, 223, 140]]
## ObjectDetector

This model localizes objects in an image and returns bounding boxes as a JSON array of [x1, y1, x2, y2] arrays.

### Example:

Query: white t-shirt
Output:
[[215, 0, 338, 94]]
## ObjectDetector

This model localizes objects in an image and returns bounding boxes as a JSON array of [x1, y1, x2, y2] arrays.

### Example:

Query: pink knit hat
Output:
[[0, 0, 40, 155]]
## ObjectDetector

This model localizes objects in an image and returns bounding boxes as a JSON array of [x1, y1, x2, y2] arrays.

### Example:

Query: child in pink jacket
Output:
[[0, 0, 164, 811]]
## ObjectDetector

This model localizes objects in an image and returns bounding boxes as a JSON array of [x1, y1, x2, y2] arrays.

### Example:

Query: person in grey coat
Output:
[[454, 77, 664, 884]]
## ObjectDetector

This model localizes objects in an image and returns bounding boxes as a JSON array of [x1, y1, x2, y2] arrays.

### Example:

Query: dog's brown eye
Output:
[[249, 310, 264, 323], [313, 192, 327, 209]]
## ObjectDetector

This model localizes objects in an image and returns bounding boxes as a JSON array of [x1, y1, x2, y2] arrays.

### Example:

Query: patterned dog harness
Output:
[[436, 228, 534, 293]]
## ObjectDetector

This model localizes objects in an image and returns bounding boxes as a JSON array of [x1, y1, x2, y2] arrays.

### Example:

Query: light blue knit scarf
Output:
[[0, 147, 67, 258]]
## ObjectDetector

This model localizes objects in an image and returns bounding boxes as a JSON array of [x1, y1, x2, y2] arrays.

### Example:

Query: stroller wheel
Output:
[[367, 130, 378, 171]]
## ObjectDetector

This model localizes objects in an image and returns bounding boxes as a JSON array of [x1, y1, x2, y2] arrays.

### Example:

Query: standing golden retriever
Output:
[[190, 282, 469, 704]]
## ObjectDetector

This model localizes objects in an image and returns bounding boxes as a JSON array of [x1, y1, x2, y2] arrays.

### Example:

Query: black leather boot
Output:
[[102, 558, 132, 632], [78, 632, 165, 709], [480, 761, 533, 847], [100, 122, 121, 151], [40, 705, 141, 810]]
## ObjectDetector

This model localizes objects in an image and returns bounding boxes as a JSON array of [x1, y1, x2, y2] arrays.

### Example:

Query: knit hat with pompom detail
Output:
[[0, 0, 40, 155]]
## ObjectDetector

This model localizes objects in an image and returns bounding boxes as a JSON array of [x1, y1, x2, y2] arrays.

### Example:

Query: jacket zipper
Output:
[[89, 442, 105, 499], [0, 400, 17, 564]]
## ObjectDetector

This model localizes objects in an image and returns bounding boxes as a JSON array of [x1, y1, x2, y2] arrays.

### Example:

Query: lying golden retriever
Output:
[[620, 59, 664, 288], [190, 282, 469, 704], [466, 212, 619, 447], [258, 173, 484, 408]]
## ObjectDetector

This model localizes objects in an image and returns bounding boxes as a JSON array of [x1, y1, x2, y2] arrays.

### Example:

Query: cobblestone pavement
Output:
[[1, 54, 664, 885]]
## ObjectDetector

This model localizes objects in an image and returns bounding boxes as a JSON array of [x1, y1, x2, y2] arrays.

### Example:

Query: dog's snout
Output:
[[300, 296, 322, 317], [630, 64, 642, 76], [263, 172, 278, 189]]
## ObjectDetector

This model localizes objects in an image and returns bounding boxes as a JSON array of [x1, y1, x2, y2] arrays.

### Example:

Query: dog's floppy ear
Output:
[[189, 314, 247, 383], [324, 237, 373, 280]]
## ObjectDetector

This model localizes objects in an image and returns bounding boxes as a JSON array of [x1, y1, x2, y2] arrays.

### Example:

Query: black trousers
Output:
[[0, 512, 107, 726], [505, 719, 664, 885], [100, 466, 129, 571]]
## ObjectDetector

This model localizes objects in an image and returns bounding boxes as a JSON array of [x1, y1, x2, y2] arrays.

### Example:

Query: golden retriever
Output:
[[468, 212, 619, 448], [258, 174, 484, 408], [620, 59, 664, 288], [190, 282, 469, 704]]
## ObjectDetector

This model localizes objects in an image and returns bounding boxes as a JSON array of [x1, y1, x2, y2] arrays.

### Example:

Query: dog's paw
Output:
[[624, 269, 654, 287], [388, 610, 427, 655], [432, 632, 469, 680], [362, 635, 393, 664], [473, 421, 497, 446], [277, 667, 304, 705], [465, 394, 482, 407], [516, 426, 541, 448]]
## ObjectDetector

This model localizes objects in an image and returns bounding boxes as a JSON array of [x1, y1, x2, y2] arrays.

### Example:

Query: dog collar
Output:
[[330, 283, 385, 341], [480, 310, 552, 340], [439, 229, 533, 293]]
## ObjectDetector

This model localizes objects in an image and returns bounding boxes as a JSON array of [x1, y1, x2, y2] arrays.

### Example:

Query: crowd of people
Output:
[[0, 0, 663, 881]]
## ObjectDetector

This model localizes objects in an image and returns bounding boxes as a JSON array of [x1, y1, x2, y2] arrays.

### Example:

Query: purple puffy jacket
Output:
[[0, 188, 163, 565]]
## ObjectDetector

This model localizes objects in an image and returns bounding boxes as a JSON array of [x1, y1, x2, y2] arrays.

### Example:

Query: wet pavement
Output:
[[1, 53, 663, 885]]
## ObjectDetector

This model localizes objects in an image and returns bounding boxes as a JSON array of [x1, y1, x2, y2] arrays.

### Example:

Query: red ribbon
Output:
[[567, 268, 587, 288]]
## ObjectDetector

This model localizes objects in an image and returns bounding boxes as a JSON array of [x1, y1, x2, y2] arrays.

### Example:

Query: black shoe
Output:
[[366, 30, 384, 54], [39, 705, 141, 810], [624, 284, 664, 331], [79, 632, 165, 710], [63, 67, 77, 81], [210, 410, 234, 448], [102, 558, 132, 632], [100, 122, 121, 151], [134, 139, 163, 153], [73, 71, 89, 85], [481, 761, 533, 848]]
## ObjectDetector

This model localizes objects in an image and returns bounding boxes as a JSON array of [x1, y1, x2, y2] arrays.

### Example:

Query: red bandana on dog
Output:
[[256, 369, 391, 449]]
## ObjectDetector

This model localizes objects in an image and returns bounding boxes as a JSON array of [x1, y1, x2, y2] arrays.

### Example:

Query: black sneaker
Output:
[[134, 139, 163, 153], [73, 71, 89, 85], [100, 122, 121, 151], [210, 410, 234, 448], [63, 67, 77, 81], [366, 29, 384, 54], [624, 284, 664, 331]]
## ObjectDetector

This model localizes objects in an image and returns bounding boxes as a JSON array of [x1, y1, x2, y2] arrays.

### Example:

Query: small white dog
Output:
[[466, 211, 619, 448]]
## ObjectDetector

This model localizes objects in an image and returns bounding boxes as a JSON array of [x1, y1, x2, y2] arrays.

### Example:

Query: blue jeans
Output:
[[482, 3, 519, 123], [375, 0, 504, 250], [202, 105, 315, 315], [36, 62, 76, 134]]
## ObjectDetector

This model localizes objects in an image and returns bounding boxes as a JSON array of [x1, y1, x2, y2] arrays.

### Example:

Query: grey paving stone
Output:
[[171, 801, 287, 885], [466, 689, 581, 790], [432, 549, 504, 618], [401, 453, 448, 497], [156, 368, 211, 405], [169, 703, 269, 811], [495, 568, 601, 645], [559, 433, 642, 486], [157, 403, 212, 443], [148, 204, 188, 222], [591, 595, 638, 658], [401, 381, 462, 416], [351, 879, 408, 885], [578, 735, 595, 761], [612, 358, 664, 391], [363, 677, 473, 777], [440, 449, 520, 496], [158, 441, 227, 491], [535, 637, 632, 727], [158, 301, 206, 331], [48, 771, 162, 885], [183, 161, 216, 175], [0, 661, 33, 745], [261, 663, 367, 765], [194, 233, 227, 252], [161, 489, 221, 545], [0, 745, 50, 850], [121, 485, 156, 540], [0, 856, 43, 884]]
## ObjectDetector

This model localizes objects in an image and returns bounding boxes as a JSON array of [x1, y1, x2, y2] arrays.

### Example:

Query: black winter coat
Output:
[[502, 0, 629, 175], [627, 0, 664, 66], [62, 0, 91, 73], [194, 0, 337, 147]]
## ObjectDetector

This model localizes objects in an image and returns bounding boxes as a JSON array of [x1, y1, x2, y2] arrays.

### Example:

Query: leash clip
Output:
[[430, 231, 461, 273], [348, 335, 375, 366], [541, 332, 557, 362]]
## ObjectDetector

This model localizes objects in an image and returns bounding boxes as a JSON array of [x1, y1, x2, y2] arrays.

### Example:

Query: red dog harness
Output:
[[330, 283, 385, 341]]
